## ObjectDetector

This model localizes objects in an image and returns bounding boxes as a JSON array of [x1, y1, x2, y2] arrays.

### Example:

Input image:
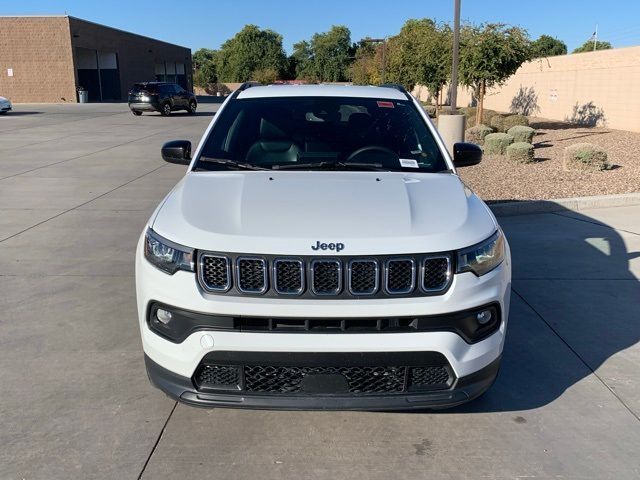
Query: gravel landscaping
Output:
[[458, 117, 640, 202]]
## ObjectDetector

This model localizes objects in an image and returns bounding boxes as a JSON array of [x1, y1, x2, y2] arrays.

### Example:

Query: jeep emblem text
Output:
[[311, 241, 344, 253]]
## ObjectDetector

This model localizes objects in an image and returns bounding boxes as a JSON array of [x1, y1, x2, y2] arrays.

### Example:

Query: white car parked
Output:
[[0, 96, 12, 114], [136, 83, 511, 410]]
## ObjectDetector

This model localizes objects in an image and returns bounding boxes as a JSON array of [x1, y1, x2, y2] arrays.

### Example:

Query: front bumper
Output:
[[145, 352, 501, 410], [0, 104, 11, 112], [136, 233, 511, 409]]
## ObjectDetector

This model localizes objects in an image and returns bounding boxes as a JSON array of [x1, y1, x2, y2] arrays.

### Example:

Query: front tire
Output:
[[161, 103, 171, 116], [131, 110, 142, 116], [187, 100, 197, 114]]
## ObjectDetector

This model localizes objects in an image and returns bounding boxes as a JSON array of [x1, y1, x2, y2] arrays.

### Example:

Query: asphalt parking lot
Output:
[[1, 102, 639, 479]]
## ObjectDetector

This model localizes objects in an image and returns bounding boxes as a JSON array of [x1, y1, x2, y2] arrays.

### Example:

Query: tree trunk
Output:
[[435, 88, 442, 120], [476, 80, 485, 125]]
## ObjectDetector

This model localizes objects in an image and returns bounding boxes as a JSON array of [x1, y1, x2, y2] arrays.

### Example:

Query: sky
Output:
[[3, 0, 640, 54]]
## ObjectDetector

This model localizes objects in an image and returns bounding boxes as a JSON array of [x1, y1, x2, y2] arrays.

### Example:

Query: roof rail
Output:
[[231, 81, 262, 98], [378, 83, 412, 100]]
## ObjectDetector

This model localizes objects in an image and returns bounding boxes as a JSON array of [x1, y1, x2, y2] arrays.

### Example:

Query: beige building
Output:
[[414, 46, 640, 133], [0, 16, 192, 103]]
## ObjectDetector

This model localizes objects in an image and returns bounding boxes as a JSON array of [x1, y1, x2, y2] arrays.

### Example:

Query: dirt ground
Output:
[[458, 117, 640, 202]]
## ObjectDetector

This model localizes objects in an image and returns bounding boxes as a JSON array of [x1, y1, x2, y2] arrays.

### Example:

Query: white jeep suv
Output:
[[136, 83, 511, 410]]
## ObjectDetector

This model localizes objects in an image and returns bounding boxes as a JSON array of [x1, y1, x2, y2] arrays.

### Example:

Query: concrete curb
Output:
[[488, 193, 640, 216]]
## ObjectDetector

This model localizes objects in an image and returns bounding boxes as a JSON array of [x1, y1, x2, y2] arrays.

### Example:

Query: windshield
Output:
[[195, 96, 448, 172]]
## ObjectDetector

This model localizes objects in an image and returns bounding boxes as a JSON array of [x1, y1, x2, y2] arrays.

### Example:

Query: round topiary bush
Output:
[[503, 114, 529, 131], [484, 133, 514, 155], [465, 124, 493, 145], [490, 114, 507, 132], [507, 125, 535, 143], [506, 142, 535, 163], [563, 143, 610, 171]]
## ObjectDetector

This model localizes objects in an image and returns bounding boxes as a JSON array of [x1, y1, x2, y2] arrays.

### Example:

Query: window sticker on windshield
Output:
[[400, 158, 419, 168], [377, 100, 394, 108]]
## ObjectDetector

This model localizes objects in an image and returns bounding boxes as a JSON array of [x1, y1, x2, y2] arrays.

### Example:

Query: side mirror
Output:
[[453, 142, 482, 167], [161, 140, 191, 165]]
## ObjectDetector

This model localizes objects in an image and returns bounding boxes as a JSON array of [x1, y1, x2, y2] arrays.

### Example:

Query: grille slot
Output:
[[385, 259, 415, 294], [200, 255, 231, 292], [236, 257, 267, 293], [311, 260, 342, 295], [422, 255, 452, 292], [195, 365, 241, 390], [348, 260, 379, 295], [273, 259, 304, 295], [243, 365, 406, 394], [408, 366, 451, 390]]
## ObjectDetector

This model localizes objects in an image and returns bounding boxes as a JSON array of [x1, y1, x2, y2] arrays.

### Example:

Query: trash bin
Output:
[[78, 89, 88, 103]]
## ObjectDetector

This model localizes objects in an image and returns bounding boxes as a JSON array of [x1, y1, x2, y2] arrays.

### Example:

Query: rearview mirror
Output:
[[161, 140, 191, 165], [453, 142, 482, 167]]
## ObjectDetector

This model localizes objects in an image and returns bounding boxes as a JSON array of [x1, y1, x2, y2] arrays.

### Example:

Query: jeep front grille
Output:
[[273, 259, 304, 295], [311, 260, 342, 295], [199, 255, 230, 292], [198, 252, 452, 298], [236, 257, 267, 293], [385, 259, 415, 294], [194, 360, 453, 395]]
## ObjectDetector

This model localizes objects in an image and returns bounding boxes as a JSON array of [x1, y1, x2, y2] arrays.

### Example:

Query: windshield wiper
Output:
[[274, 160, 388, 171], [198, 157, 270, 171]]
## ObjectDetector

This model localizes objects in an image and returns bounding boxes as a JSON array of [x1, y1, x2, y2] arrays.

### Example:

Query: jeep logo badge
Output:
[[311, 241, 345, 253]]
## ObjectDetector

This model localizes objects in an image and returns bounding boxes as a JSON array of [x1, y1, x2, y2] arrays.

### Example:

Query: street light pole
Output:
[[450, 0, 461, 113]]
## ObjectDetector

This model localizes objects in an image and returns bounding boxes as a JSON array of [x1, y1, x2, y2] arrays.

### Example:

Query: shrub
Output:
[[503, 114, 529, 131], [506, 142, 535, 163], [484, 133, 514, 155], [490, 114, 507, 132], [563, 143, 611, 171], [422, 104, 436, 117], [507, 125, 535, 143], [480, 109, 499, 126], [462, 106, 476, 119], [465, 124, 493, 145]]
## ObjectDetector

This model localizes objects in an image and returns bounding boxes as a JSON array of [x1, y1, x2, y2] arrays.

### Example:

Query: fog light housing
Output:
[[156, 308, 173, 325], [476, 309, 492, 325]]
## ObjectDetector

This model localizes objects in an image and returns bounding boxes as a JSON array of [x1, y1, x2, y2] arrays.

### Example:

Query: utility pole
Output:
[[450, 0, 461, 113], [593, 24, 598, 51]]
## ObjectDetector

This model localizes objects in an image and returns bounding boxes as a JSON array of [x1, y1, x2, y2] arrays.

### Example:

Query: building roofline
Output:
[[0, 15, 191, 51]]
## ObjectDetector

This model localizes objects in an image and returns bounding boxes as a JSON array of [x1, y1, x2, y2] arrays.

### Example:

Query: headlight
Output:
[[140, 96, 150, 101], [456, 230, 505, 276], [144, 229, 194, 274]]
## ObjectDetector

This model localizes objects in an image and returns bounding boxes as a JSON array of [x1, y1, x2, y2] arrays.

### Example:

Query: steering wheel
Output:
[[345, 145, 398, 163]]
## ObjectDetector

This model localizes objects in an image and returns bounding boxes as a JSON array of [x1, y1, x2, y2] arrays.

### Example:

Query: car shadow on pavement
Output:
[[442, 205, 637, 414], [0, 111, 43, 116]]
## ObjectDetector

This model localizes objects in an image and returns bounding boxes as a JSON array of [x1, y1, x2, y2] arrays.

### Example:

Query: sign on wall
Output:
[[7, 68, 13, 77]]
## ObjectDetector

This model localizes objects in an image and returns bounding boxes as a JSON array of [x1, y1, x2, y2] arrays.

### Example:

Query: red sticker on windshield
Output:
[[377, 101, 395, 108]]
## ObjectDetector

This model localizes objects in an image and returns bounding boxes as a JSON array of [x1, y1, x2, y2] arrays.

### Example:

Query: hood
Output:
[[0, 96, 9, 102], [152, 171, 496, 255]]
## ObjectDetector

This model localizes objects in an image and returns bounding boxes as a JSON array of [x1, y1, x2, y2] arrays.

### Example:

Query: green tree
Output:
[[350, 40, 379, 85], [572, 39, 612, 53], [292, 26, 353, 82], [215, 25, 288, 82], [310, 25, 353, 82], [531, 35, 567, 57], [385, 19, 452, 115], [290, 40, 315, 80], [459, 23, 531, 124], [192, 48, 217, 88]]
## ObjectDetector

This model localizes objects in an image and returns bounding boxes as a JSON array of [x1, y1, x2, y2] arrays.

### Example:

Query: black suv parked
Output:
[[128, 82, 197, 116]]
